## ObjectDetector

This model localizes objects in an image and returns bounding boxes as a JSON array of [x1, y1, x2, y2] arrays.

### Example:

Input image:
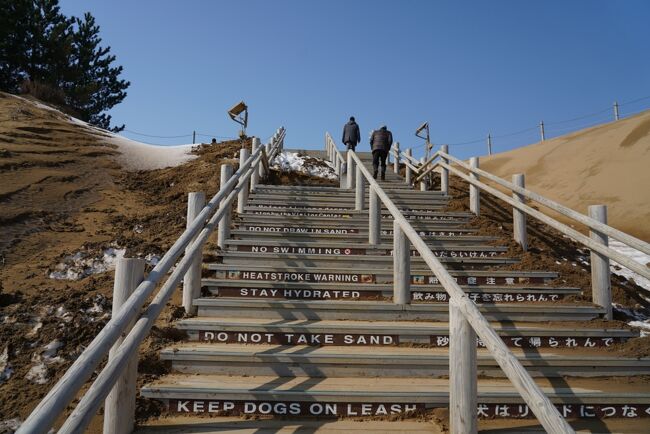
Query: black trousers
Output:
[[345, 142, 357, 151], [372, 149, 388, 173]]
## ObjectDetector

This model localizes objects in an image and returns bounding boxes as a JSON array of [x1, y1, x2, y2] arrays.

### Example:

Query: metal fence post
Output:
[[369, 185, 381, 245], [405, 148, 412, 185], [512, 174, 527, 252], [347, 151, 356, 190], [355, 165, 365, 211], [393, 142, 400, 174], [182, 192, 206, 314], [237, 148, 250, 214], [589, 205, 612, 320], [393, 221, 410, 304], [103, 257, 145, 434], [440, 145, 449, 195], [469, 157, 480, 216], [250, 137, 260, 192], [449, 297, 478, 434], [218, 164, 233, 249]]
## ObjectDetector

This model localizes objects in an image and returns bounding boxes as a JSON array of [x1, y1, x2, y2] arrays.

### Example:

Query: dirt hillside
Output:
[[480, 110, 650, 241], [0, 92, 247, 429]]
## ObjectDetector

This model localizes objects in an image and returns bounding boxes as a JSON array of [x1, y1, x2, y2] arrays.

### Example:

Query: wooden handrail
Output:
[[439, 160, 650, 280], [439, 150, 650, 256], [18, 129, 285, 434], [347, 149, 574, 433]]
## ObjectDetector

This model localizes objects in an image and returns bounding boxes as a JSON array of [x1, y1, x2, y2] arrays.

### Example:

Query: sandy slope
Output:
[[480, 110, 650, 241]]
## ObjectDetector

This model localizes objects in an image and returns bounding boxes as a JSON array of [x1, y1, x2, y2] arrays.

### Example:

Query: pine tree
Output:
[[0, 0, 129, 131], [66, 13, 129, 131]]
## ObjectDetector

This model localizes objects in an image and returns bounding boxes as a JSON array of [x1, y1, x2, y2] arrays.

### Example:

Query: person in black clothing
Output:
[[370, 125, 393, 180], [342, 116, 361, 151]]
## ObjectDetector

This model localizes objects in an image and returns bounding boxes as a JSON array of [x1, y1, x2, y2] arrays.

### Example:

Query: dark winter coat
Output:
[[342, 121, 361, 145], [370, 127, 393, 152]]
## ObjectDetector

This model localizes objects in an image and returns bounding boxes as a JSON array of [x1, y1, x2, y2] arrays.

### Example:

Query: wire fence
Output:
[[121, 129, 238, 145], [411, 95, 650, 154]]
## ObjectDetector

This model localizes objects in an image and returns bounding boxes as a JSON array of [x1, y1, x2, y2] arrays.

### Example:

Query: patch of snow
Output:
[[609, 238, 650, 291], [107, 134, 197, 171], [25, 318, 42, 338], [271, 152, 337, 180], [614, 304, 650, 336], [55, 306, 73, 323], [85, 303, 104, 314], [144, 253, 160, 266], [25, 362, 49, 384], [9, 93, 197, 171], [42, 340, 62, 360], [0, 347, 13, 384], [629, 319, 650, 337], [0, 418, 21, 433], [25, 340, 67, 385], [49, 247, 125, 280]]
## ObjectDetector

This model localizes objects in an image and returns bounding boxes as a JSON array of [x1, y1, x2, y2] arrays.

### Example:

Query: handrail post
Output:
[[237, 148, 250, 214], [182, 191, 206, 314], [250, 137, 260, 192], [440, 145, 449, 194], [420, 157, 427, 191], [355, 164, 365, 211], [405, 149, 412, 185], [339, 160, 347, 189], [218, 164, 233, 249], [347, 151, 356, 190], [369, 185, 381, 245], [449, 297, 478, 434], [263, 142, 272, 179], [589, 205, 612, 319], [103, 257, 145, 434], [393, 221, 410, 304], [469, 157, 480, 216], [393, 142, 400, 174], [512, 174, 528, 251]]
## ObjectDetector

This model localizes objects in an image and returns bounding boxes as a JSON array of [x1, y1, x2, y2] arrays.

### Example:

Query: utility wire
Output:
[[620, 95, 650, 106], [123, 129, 191, 139], [545, 107, 611, 126]]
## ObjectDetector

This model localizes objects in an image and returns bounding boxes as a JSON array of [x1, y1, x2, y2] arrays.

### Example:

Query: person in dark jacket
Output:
[[342, 116, 361, 151], [370, 125, 393, 180]]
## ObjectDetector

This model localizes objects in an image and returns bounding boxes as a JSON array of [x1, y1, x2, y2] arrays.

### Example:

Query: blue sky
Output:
[[58, 0, 650, 160]]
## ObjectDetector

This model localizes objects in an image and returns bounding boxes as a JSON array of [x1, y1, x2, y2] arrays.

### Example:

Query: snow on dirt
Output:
[[609, 238, 650, 292], [106, 134, 197, 171], [0, 347, 13, 384], [607, 239, 650, 334], [272, 151, 337, 180], [49, 247, 126, 280], [10, 93, 197, 171]]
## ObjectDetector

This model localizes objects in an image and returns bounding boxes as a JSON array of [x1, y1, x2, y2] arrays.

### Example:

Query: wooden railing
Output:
[[325, 132, 574, 434], [408, 148, 650, 319], [18, 128, 285, 434]]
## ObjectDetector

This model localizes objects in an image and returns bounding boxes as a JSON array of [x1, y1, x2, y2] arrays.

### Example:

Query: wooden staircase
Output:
[[138, 151, 650, 432]]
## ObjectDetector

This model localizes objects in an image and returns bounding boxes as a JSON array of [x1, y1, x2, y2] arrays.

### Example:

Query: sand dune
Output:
[[479, 110, 650, 242]]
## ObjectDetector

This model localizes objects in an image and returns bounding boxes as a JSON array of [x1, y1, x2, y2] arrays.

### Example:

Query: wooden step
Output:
[[207, 265, 557, 285], [160, 343, 650, 378], [135, 417, 446, 434], [203, 279, 581, 303], [191, 298, 603, 321], [175, 317, 636, 348], [140, 375, 650, 418], [231, 229, 491, 243]]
